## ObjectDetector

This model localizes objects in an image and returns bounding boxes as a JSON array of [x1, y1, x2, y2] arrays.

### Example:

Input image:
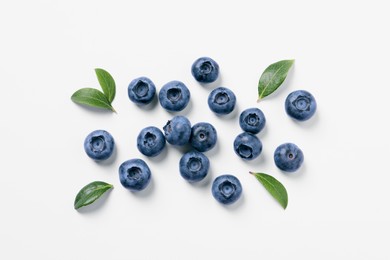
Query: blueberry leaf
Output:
[[74, 181, 113, 210], [95, 68, 116, 103], [71, 88, 116, 112], [250, 172, 288, 209], [257, 59, 294, 101]]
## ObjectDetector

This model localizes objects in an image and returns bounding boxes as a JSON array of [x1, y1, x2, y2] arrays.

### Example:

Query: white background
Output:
[[1, 0, 389, 259]]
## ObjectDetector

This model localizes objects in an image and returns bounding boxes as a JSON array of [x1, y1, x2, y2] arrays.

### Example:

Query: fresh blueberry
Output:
[[208, 87, 236, 115], [84, 130, 115, 161], [212, 175, 242, 205], [239, 108, 266, 134], [158, 81, 190, 112], [233, 132, 262, 160], [163, 116, 191, 146], [190, 122, 217, 152], [285, 90, 317, 121], [274, 143, 304, 172], [137, 126, 166, 157], [119, 159, 151, 191], [191, 57, 220, 83], [179, 151, 210, 182], [128, 77, 156, 105]]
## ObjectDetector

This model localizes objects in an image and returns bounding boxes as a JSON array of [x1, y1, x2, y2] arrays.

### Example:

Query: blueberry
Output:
[[128, 77, 156, 105], [179, 151, 210, 182], [233, 132, 262, 160], [163, 116, 191, 146], [158, 81, 190, 112], [208, 87, 236, 115], [137, 126, 166, 157], [190, 122, 217, 152], [239, 108, 266, 134], [191, 57, 220, 83], [274, 143, 304, 172], [84, 130, 115, 161], [285, 90, 317, 121], [211, 175, 242, 205], [119, 159, 151, 191]]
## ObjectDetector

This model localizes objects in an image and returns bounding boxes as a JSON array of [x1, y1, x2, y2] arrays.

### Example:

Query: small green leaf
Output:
[[71, 88, 116, 112], [257, 59, 294, 101], [250, 172, 288, 209], [95, 68, 116, 103], [74, 181, 113, 210]]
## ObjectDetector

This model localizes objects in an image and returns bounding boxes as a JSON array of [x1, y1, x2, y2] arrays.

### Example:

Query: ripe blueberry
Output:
[[285, 90, 317, 121], [274, 143, 304, 172], [179, 151, 210, 182], [190, 122, 217, 152], [239, 108, 266, 134], [137, 126, 166, 157], [163, 116, 191, 146], [233, 132, 262, 160], [191, 57, 219, 83], [212, 175, 242, 205], [84, 130, 115, 161], [158, 81, 190, 112], [128, 77, 156, 105], [119, 159, 151, 191], [208, 87, 236, 115]]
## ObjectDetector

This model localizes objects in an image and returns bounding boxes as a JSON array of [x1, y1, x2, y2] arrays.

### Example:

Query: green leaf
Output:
[[74, 181, 113, 210], [250, 172, 288, 209], [71, 88, 116, 112], [257, 59, 294, 101], [95, 68, 116, 103]]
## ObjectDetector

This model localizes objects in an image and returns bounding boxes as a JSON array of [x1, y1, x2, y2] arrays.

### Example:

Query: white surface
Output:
[[1, 0, 389, 259]]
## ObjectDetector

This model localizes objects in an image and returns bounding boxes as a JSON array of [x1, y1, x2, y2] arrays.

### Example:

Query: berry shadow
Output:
[[166, 98, 193, 117], [129, 177, 155, 198], [241, 150, 266, 167], [257, 124, 268, 139], [277, 163, 306, 179], [96, 146, 118, 167], [76, 188, 113, 214], [290, 109, 319, 129], [198, 74, 223, 90], [221, 192, 245, 211], [211, 103, 239, 121], [204, 140, 220, 158], [147, 146, 169, 163], [187, 164, 214, 190], [174, 143, 193, 155], [134, 94, 159, 111]]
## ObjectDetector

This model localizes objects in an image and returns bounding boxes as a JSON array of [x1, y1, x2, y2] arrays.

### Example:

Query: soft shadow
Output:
[[278, 163, 306, 179], [75, 104, 116, 115], [212, 103, 239, 121], [167, 98, 193, 117], [257, 124, 268, 139], [148, 146, 168, 162], [188, 166, 214, 189], [130, 178, 155, 198], [242, 151, 266, 167], [291, 109, 320, 129], [199, 74, 223, 90], [76, 188, 113, 214], [204, 140, 220, 157], [174, 143, 193, 154], [96, 146, 118, 167], [222, 192, 245, 211], [136, 94, 158, 111]]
